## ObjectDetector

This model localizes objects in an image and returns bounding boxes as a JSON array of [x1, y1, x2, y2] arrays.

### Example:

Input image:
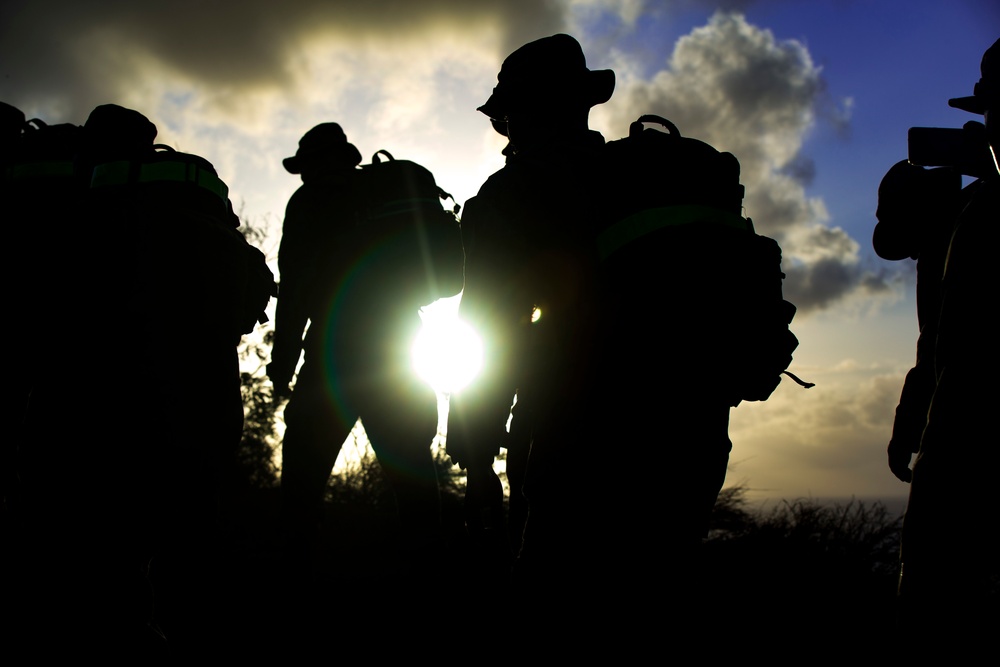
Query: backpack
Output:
[[8, 118, 89, 352], [599, 114, 811, 405], [347, 149, 465, 309], [82, 106, 275, 342]]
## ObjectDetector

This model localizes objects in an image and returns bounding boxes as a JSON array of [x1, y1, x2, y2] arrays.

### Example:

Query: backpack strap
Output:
[[90, 144, 229, 204], [361, 150, 461, 219]]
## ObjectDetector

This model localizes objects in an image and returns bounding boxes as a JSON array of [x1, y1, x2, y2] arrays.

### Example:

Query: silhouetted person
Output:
[[449, 35, 778, 645], [895, 38, 1000, 645], [874, 160, 964, 483], [446, 34, 623, 635], [10, 104, 274, 661], [268, 124, 460, 620]]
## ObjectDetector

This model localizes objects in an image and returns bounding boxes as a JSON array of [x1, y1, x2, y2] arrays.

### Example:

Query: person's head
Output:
[[83, 104, 157, 163], [477, 34, 615, 149], [949, 38, 1000, 175], [283, 123, 362, 178], [874, 160, 962, 260]]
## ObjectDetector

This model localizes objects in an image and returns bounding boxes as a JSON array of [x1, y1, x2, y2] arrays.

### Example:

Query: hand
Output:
[[888, 440, 914, 483]]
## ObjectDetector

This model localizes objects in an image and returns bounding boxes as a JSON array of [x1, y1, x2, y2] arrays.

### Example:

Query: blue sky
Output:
[[2, 0, 997, 506]]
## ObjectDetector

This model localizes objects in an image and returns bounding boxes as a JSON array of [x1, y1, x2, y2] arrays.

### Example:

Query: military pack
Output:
[[81, 104, 275, 342], [598, 114, 810, 404], [348, 149, 465, 309]]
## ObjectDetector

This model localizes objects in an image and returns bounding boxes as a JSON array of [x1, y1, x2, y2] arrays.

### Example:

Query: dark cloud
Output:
[[783, 256, 892, 314], [781, 154, 816, 185], [0, 0, 564, 121]]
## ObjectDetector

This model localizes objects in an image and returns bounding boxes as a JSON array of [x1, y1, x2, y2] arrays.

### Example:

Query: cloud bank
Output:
[[0, 0, 562, 120]]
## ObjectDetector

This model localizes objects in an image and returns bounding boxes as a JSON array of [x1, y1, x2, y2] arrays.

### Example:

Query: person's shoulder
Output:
[[285, 179, 355, 216], [475, 165, 517, 198], [284, 182, 315, 207]]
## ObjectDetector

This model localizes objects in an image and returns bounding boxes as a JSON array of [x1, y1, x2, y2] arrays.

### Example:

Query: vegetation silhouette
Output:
[[702, 487, 902, 652], [217, 361, 905, 654]]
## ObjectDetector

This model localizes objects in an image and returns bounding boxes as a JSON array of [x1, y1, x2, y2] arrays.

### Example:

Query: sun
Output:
[[411, 295, 483, 394]]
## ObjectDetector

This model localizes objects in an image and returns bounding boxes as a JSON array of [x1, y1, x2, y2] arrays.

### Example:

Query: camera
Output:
[[908, 121, 992, 178]]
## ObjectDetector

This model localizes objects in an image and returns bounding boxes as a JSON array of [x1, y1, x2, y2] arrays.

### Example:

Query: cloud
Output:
[[0, 0, 565, 123], [728, 369, 907, 501], [591, 10, 885, 315]]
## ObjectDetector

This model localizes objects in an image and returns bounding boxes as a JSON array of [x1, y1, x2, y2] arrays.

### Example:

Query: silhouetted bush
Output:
[[232, 327, 281, 492], [704, 484, 903, 643]]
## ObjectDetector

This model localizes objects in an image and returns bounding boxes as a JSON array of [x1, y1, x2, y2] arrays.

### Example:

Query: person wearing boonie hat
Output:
[[269, 123, 444, 612], [270, 121, 362, 396], [894, 38, 1000, 647], [447, 34, 647, 634]]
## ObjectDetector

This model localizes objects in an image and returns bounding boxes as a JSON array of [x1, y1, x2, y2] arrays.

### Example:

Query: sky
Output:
[[3, 0, 997, 508]]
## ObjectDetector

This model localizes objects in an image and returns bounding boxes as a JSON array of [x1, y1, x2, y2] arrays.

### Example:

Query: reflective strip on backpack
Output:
[[90, 158, 229, 202], [138, 160, 229, 201], [89, 160, 132, 189], [597, 205, 752, 262]]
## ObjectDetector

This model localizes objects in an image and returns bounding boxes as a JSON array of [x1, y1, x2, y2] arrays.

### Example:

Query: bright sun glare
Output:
[[412, 296, 483, 394]]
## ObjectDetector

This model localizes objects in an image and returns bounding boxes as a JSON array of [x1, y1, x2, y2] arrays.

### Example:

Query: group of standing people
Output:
[[3, 103, 276, 660], [270, 34, 756, 645], [3, 30, 996, 660], [270, 32, 1000, 644]]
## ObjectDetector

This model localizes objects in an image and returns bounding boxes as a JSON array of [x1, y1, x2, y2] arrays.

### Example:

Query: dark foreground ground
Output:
[[1, 473, 906, 662], [204, 478, 906, 662]]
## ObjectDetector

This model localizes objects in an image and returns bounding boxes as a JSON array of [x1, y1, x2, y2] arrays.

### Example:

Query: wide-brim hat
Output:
[[949, 38, 1000, 115], [477, 33, 615, 135], [283, 122, 362, 174]]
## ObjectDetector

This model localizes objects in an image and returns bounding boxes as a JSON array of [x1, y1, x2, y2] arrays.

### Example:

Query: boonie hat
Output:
[[478, 33, 615, 132], [283, 122, 362, 174], [949, 38, 1000, 115]]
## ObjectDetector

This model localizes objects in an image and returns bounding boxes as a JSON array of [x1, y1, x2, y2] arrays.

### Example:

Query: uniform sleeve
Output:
[[446, 192, 532, 469], [267, 192, 314, 389]]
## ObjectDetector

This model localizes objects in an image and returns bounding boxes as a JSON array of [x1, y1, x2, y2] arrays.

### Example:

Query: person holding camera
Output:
[[893, 38, 1000, 642], [874, 161, 965, 484]]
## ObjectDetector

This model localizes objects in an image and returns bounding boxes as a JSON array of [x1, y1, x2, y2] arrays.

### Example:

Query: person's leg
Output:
[[279, 358, 354, 578], [360, 376, 442, 553]]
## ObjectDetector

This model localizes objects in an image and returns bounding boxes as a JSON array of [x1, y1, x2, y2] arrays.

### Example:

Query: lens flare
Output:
[[412, 308, 483, 394]]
